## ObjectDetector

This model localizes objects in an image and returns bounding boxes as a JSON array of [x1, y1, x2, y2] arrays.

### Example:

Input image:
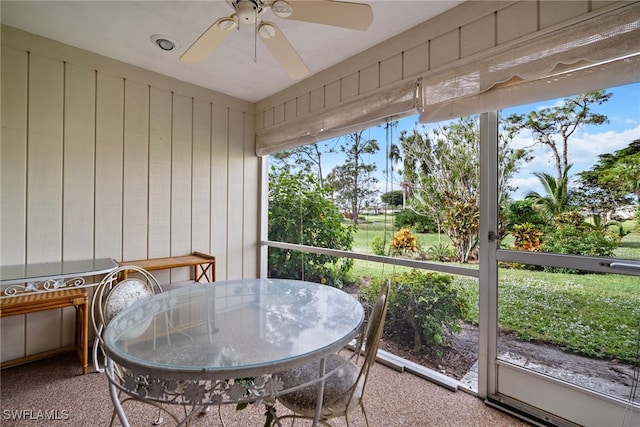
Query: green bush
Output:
[[426, 242, 455, 262], [542, 226, 617, 273], [370, 235, 386, 256], [361, 270, 470, 352], [394, 209, 437, 233], [553, 210, 587, 227], [504, 199, 546, 230]]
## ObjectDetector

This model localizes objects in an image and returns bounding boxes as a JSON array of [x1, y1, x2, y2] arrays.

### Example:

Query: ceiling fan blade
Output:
[[283, 1, 373, 31], [258, 22, 309, 80], [180, 18, 236, 64]]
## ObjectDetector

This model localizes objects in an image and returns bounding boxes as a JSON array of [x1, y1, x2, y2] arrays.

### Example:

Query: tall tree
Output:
[[399, 118, 478, 262], [270, 143, 329, 186], [503, 90, 612, 182], [381, 190, 403, 208], [268, 169, 354, 286], [326, 130, 380, 224], [579, 140, 640, 201], [396, 116, 528, 263], [576, 139, 640, 217]]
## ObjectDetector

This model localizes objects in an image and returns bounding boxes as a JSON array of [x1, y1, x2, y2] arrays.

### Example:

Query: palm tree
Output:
[[526, 164, 573, 220]]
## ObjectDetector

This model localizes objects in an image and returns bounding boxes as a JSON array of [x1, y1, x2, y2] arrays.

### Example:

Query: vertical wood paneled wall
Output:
[[1, 26, 258, 362], [1, 25, 258, 281], [255, 0, 621, 133]]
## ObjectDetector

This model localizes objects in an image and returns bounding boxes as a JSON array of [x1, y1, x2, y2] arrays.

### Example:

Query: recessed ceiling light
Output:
[[150, 34, 179, 52]]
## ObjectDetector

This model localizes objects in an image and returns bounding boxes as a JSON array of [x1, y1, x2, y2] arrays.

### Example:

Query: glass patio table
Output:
[[103, 278, 365, 426]]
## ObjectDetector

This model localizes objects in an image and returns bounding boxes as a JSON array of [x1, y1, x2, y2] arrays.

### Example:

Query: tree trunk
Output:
[[407, 315, 423, 351]]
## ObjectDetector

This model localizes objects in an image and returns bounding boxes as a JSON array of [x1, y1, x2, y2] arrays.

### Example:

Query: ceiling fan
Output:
[[180, 0, 373, 80]]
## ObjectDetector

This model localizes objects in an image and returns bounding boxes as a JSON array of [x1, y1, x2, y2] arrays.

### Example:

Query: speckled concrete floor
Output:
[[1, 352, 532, 426]]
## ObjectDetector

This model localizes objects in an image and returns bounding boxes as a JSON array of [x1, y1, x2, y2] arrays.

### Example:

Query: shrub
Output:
[[511, 223, 543, 251], [390, 227, 418, 256], [394, 209, 437, 233], [501, 223, 545, 271], [426, 242, 455, 262], [370, 235, 386, 256], [541, 226, 617, 273], [607, 221, 631, 244], [552, 210, 586, 227], [361, 270, 470, 352], [503, 199, 546, 230]]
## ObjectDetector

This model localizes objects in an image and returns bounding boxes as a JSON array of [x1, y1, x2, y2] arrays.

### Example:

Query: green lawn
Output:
[[350, 214, 452, 254], [616, 231, 640, 259], [454, 269, 640, 363], [347, 214, 640, 363]]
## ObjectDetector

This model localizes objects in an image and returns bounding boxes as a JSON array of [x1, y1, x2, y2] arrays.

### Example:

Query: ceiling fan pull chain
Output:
[[254, 15, 258, 63]]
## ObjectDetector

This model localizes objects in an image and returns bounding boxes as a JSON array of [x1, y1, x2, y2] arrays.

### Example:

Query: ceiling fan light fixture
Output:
[[271, 0, 292, 18], [258, 23, 277, 40], [218, 17, 238, 31]]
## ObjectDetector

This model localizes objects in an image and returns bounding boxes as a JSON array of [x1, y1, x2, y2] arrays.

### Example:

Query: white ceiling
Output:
[[1, 1, 462, 103]]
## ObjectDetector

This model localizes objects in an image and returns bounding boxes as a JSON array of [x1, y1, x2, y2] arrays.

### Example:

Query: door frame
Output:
[[478, 111, 640, 426]]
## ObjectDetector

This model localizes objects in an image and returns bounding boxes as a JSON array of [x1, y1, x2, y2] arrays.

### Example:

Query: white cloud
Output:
[[507, 124, 640, 199], [570, 125, 640, 166], [509, 176, 543, 199]]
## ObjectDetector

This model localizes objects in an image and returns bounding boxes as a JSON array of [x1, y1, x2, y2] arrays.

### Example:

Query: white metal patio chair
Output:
[[274, 280, 390, 426], [91, 265, 165, 373], [92, 265, 220, 426], [91, 265, 175, 426]]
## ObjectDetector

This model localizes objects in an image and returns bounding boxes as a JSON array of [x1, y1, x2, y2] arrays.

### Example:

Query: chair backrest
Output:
[[347, 279, 390, 403], [91, 265, 163, 346]]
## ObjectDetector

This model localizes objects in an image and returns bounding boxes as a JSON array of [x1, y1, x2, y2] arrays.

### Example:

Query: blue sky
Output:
[[316, 81, 640, 202], [504, 82, 640, 199]]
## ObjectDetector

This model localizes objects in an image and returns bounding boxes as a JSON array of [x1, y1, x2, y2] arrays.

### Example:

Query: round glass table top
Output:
[[103, 278, 365, 379]]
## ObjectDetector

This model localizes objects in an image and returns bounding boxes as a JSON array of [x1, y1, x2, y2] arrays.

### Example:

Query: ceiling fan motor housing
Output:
[[234, 0, 262, 24]]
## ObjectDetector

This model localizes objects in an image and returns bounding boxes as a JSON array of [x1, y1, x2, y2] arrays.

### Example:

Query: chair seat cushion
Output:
[[104, 278, 153, 324], [277, 353, 363, 418]]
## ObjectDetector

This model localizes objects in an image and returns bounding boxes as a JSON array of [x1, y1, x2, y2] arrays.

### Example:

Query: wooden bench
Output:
[[118, 252, 216, 284], [117, 253, 216, 326], [0, 288, 89, 374]]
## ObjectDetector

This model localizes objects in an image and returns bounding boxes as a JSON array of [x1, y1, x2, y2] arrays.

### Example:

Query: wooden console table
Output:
[[0, 258, 117, 374], [0, 289, 89, 373], [118, 251, 216, 283]]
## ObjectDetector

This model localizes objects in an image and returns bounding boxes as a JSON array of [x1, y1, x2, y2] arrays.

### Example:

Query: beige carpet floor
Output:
[[1, 351, 532, 426]]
